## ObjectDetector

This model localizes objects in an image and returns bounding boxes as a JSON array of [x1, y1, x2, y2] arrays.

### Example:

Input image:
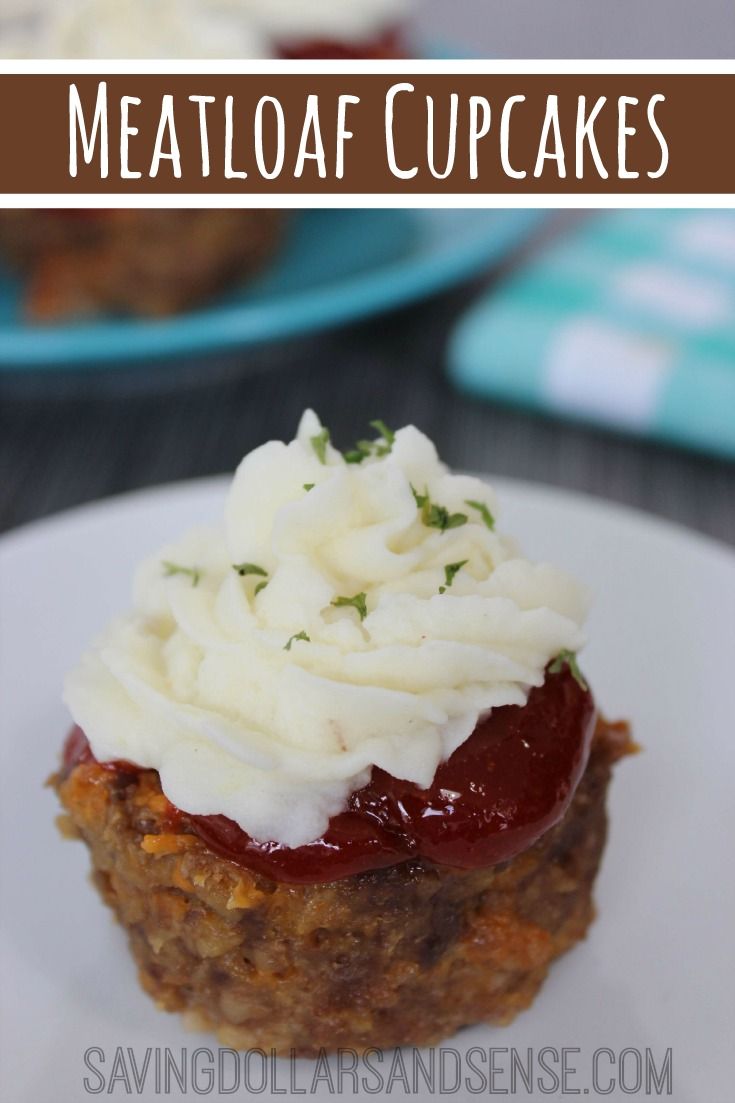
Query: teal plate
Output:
[[0, 209, 544, 371]]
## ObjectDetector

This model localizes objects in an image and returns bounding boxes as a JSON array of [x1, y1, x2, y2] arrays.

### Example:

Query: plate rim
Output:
[[1, 470, 733, 1103]]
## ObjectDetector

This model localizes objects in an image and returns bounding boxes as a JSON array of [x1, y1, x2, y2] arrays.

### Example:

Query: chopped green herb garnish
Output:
[[369, 419, 395, 456], [303, 483, 315, 492], [344, 439, 373, 465], [410, 486, 467, 532], [549, 650, 589, 691], [438, 559, 469, 594], [284, 630, 310, 651], [411, 484, 428, 508], [465, 499, 496, 531], [232, 562, 268, 578], [162, 561, 201, 587], [423, 501, 468, 532], [233, 562, 268, 598], [311, 428, 331, 465], [344, 419, 395, 463], [369, 419, 395, 443], [331, 592, 368, 621]]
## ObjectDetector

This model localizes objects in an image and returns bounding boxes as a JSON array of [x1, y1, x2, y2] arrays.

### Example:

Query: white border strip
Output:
[[1, 59, 735, 74]]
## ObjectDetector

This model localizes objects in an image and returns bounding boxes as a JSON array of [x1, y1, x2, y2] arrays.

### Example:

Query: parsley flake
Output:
[[410, 486, 467, 532], [303, 483, 315, 492], [438, 559, 469, 594], [424, 503, 468, 532], [344, 439, 373, 464], [284, 631, 310, 651], [345, 419, 396, 464], [411, 484, 428, 508], [549, 650, 589, 691], [331, 592, 368, 621], [310, 428, 331, 465], [254, 580, 268, 596], [232, 562, 268, 578], [162, 561, 201, 587], [369, 419, 395, 456], [465, 499, 496, 531]]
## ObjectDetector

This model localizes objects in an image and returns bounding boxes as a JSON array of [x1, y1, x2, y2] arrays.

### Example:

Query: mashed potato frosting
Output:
[[64, 411, 588, 847]]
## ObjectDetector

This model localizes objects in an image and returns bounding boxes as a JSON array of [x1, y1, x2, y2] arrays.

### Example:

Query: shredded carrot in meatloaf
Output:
[[140, 833, 200, 856]]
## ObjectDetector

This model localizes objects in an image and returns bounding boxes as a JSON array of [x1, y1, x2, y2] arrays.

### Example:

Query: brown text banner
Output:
[[0, 73, 733, 195]]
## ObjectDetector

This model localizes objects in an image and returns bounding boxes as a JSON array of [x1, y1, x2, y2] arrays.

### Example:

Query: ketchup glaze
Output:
[[62, 666, 595, 884], [277, 27, 403, 59]]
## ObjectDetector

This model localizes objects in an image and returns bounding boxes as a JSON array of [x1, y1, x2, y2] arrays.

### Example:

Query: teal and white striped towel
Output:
[[447, 211, 735, 460]]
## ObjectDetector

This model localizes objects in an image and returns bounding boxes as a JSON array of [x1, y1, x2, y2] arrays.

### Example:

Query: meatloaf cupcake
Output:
[[0, 209, 284, 321], [57, 411, 631, 1053]]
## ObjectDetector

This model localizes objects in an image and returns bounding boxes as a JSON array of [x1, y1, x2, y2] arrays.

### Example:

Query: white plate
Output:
[[1, 477, 733, 1103]]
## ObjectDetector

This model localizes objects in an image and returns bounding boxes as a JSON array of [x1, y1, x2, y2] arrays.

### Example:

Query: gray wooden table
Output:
[[1, 270, 734, 547]]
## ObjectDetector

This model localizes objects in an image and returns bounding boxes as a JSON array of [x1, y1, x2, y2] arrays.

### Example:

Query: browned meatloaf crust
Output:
[[0, 209, 284, 320], [53, 718, 631, 1055]]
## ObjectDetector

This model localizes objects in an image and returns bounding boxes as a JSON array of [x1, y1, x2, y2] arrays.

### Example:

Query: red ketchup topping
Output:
[[62, 667, 594, 884], [277, 28, 402, 59]]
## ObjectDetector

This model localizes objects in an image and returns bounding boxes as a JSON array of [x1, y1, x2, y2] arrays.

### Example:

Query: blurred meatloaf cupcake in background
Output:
[[55, 412, 633, 1053], [0, 0, 412, 319], [0, 210, 284, 320], [0, 0, 412, 60]]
